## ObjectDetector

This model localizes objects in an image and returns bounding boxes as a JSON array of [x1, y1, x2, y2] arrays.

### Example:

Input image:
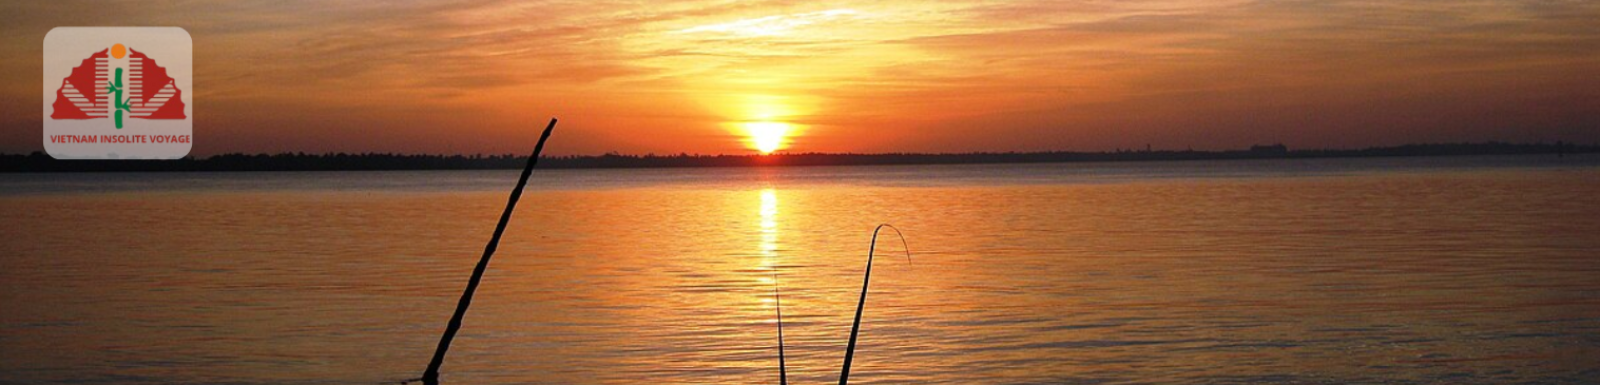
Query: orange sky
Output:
[[3, 1, 1598, 156]]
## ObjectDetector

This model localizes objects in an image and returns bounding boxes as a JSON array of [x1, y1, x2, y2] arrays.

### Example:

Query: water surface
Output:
[[2, 155, 1598, 384]]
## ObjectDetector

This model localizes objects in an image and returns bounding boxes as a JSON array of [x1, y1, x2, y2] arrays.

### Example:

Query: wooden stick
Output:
[[422, 118, 558, 384]]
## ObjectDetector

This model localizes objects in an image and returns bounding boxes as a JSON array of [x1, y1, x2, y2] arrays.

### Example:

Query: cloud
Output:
[[676, 9, 861, 37]]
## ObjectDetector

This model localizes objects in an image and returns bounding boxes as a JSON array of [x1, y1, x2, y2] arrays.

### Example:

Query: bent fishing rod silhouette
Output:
[[772, 224, 911, 385], [837, 224, 911, 385], [413, 118, 557, 385]]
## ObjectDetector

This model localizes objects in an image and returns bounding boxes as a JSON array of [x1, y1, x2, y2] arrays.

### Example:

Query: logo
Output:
[[44, 27, 192, 159]]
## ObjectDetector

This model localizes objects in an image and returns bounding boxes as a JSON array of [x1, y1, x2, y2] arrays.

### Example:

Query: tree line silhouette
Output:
[[2, 141, 1592, 172]]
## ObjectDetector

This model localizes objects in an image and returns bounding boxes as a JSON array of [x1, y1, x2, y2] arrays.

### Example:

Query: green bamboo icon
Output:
[[105, 67, 132, 129]]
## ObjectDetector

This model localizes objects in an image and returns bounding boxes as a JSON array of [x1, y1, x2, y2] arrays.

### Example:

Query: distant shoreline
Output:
[[2, 142, 1593, 172]]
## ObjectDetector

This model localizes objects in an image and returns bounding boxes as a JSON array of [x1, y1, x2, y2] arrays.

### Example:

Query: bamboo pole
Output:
[[421, 118, 558, 384]]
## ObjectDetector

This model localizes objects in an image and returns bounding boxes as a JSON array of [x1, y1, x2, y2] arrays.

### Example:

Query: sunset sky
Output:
[[2, 1, 1597, 156]]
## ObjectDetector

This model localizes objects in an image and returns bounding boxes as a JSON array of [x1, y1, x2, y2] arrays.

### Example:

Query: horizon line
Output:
[[7, 140, 1597, 160]]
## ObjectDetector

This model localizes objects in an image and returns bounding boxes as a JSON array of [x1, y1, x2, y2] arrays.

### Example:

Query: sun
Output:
[[743, 121, 792, 154]]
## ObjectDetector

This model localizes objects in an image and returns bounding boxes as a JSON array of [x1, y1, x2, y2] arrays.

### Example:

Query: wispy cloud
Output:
[[676, 9, 861, 36]]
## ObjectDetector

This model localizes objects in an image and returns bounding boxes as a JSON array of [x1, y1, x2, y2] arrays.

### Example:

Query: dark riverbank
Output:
[[3, 142, 1593, 172]]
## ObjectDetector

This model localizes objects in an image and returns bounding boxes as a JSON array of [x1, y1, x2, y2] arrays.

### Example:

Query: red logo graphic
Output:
[[50, 44, 186, 121]]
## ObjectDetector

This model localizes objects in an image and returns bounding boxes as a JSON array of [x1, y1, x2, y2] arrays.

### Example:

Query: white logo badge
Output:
[[44, 27, 193, 159]]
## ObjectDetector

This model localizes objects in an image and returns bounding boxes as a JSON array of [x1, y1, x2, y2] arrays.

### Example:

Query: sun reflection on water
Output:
[[759, 188, 779, 260]]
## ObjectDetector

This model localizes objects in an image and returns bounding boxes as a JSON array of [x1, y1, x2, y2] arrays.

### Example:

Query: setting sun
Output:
[[742, 121, 792, 154]]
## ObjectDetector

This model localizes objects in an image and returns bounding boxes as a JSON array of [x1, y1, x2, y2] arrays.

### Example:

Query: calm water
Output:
[[3, 155, 1599, 384]]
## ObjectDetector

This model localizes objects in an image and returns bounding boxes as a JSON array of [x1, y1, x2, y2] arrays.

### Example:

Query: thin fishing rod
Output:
[[776, 274, 788, 385], [421, 118, 558, 384], [838, 224, 911, 385]]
